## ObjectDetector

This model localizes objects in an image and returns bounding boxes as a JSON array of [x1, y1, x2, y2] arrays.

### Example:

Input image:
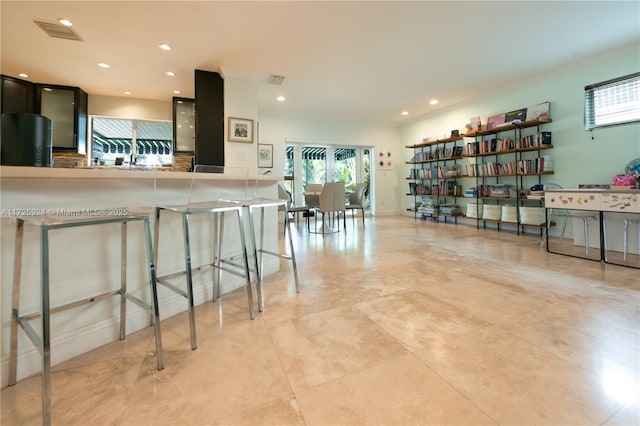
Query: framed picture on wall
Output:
[[258, 144, 273, 168], [228, 117, 254, 143]]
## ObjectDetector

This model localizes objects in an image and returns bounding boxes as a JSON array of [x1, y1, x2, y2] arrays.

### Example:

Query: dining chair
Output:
[[314, 182, 346, 234], [346, 183, 367, 227], [304, 183, 323, 209], [278, 185, 311, 230]]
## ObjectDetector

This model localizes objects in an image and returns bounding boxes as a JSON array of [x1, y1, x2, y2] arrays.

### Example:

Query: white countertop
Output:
[[0, 166, 281, 181]]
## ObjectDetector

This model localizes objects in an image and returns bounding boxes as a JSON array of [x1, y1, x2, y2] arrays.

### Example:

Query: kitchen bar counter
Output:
[[1, 166, 282, 386], [0, 165, 282, 181]]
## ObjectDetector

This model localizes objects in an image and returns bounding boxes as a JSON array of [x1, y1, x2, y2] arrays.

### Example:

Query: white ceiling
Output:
[[1, 1, 638, 126]]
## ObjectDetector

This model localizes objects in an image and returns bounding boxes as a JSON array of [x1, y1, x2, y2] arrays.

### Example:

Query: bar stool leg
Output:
[[583, 218, 590, 256], [9, 219, 24, 387], [257, 207, 266, 312], [182, 213, 197, 350], [246, 206, 263, 312], [215, 212, 224, 300], [142, 216, 164, 369], [622, 219, 640, 262], [237, 208, 256, 320], [120, 222, 127, 340], [41, 226, 53, 426], [211, 212, 220, 302], [285, 206, 300, 293]]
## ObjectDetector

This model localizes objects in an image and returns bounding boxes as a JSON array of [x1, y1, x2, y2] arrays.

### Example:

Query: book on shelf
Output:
[[505, 108, 527, 123], [517, 157, 551, 174], [525, 102, 550, 121], [486, 113, 506, 130], [517, 131, 551, 149]]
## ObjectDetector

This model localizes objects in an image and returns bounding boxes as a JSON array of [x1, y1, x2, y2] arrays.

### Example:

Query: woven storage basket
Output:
[[483, 205, 502, 220], [466, 203, 482, 218], [519, 206, 546, 225], [501, 205, 517, 222]]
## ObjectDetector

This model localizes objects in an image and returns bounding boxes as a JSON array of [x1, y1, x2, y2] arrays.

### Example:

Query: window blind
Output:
[[584, 71, 640, 130]]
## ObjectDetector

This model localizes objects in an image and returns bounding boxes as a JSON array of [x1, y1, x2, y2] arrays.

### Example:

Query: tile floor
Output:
[[2, 215, 639, 425]]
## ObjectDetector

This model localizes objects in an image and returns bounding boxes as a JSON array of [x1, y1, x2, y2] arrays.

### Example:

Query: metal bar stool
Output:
[[624, 217, 640, 261], [154, 200, 254, 351], [8, 213, 164, 426], [237, 198, 300, 312]]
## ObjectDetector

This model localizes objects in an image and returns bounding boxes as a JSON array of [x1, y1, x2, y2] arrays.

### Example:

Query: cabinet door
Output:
[[37, 84, 87, 153], [1, 75, 34, 114], [173, 97, 195, 153], [39, 86, 75, 148]]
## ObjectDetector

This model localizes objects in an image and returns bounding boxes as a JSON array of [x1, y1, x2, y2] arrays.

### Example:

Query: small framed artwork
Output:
[[228, 117, 254, 143], [258, 144, 273, 168], [376, 147, 393, 169]]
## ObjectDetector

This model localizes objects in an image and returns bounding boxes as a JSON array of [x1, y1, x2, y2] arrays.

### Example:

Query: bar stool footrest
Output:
[[17, 318, 43, 354], [22, 290, 124, 321], [122, 293, 154, 312]]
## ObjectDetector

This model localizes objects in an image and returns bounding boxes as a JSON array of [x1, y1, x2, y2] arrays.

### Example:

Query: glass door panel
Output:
[[40, 87, 75, 148]]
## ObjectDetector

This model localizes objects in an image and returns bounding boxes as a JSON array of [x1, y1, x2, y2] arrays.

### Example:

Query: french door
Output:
[[285, 145, 372, 210]]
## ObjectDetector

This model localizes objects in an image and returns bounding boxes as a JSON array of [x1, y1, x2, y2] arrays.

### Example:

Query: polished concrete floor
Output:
[[2, 215, 639, 425]]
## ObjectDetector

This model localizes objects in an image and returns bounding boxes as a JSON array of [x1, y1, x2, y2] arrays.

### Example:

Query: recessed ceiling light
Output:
[[165, 71, 175, 77], [58, 18, 73, 27], [276, 95, 286, 102], [123, 91, 131, 95], [43, 87, 52, 92], [173, 90, 181, 94], [401, 111, 409, 116], [98, 63, 110, 68], [159, 43, 171, 51], [18, 73, 29, 78], [429, 99, 439, 105]]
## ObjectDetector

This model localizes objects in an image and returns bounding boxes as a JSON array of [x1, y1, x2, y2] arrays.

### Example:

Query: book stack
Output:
[[489, 184, 511, 198], [517, 132, 551, 149], [440, 204, 462, 215], [464, 187, 478, 197], [517, 157, 550, 174]]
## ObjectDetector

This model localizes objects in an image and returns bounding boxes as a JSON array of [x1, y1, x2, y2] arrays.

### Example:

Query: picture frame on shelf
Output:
[[258, 144, 273, 168], [228, 117, 254, 143]]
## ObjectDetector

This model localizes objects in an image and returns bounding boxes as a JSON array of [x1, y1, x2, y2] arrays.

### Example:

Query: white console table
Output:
[[545, 189, 640, 267]]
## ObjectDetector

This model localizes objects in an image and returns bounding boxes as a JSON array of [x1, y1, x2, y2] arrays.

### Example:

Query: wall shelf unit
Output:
[[406, 113, 554, 234], [406, 135, 464, 222], [462, 117, 553, 234]]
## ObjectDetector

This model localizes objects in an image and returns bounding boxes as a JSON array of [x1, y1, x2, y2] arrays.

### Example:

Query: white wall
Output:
[[399, 49, 640, 224], [88, 95, 171, 121], [224, 76, 259, 175], [257, 112, 401, 215]]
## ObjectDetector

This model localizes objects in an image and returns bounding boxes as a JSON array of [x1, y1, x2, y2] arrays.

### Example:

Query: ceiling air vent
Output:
[[267, 75, 285, 86], [34, 20, 83, 41]]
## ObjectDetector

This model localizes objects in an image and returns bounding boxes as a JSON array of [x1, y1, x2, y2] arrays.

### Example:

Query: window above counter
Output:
[[91, 117, 173, 166]]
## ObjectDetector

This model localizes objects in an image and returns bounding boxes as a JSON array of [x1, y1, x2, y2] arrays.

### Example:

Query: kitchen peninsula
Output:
[[0, 165, 281, 386]]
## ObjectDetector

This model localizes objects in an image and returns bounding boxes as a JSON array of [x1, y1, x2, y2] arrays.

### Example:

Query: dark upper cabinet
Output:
[[195, 70, 224, 168], [173, 97, 195, 153], [1, 74, 35, 114], [35, 84, 87, 154]]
